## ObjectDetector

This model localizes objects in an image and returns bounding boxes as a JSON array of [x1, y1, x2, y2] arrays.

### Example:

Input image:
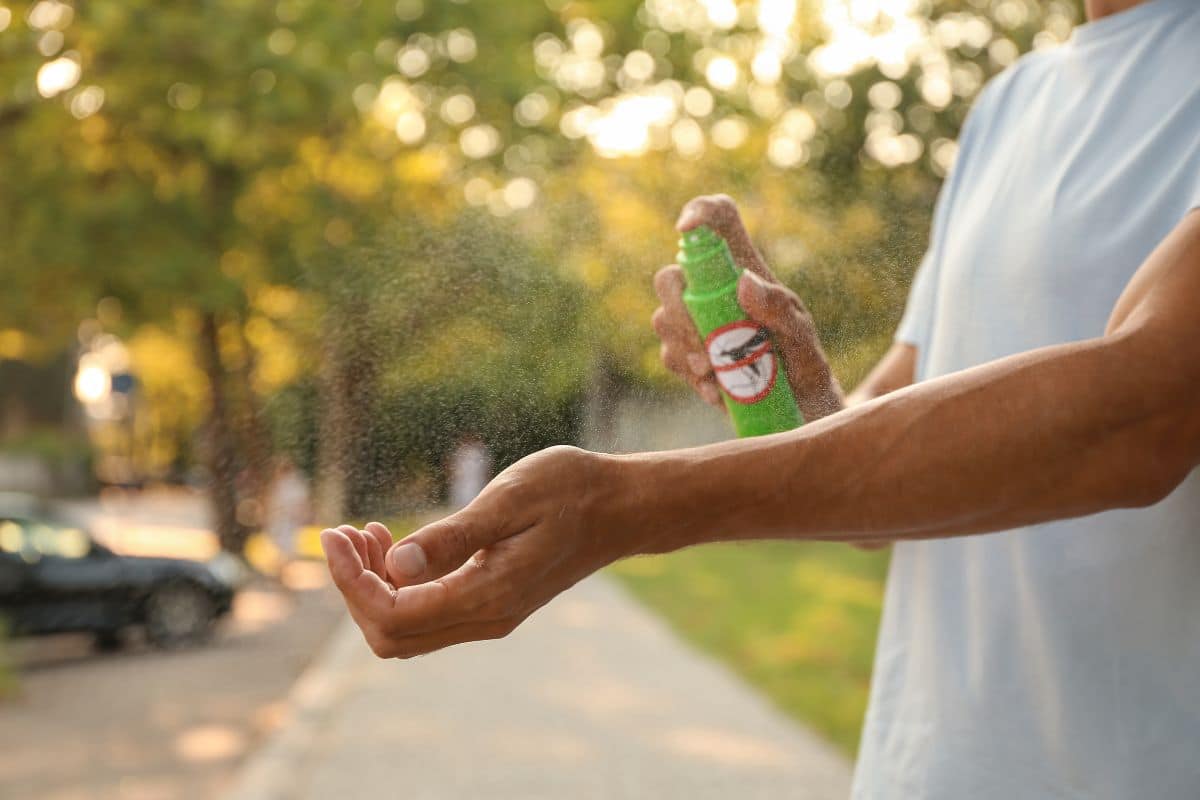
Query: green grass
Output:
[[0, 623, 16, 701], [609, 541, 889, 754]]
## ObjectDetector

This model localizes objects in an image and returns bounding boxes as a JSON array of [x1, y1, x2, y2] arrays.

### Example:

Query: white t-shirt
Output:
[[854, 1, 1200, 797]]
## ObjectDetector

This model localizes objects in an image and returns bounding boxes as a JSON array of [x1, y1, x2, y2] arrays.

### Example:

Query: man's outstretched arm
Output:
[[632, 209, 1200, 550], [321, 211, 1200, 659]]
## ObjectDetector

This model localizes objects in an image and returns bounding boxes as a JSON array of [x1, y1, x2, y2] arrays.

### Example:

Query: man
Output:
[[321, 0, 1200, 795]]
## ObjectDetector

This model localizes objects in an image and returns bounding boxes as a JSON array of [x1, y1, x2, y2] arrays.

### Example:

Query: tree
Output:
[[1, 0, 1075, 548], [0, 0, 600, 546]]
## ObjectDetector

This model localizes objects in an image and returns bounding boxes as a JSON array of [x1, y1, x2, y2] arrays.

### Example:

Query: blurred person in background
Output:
[[266, 457, 310, 565], [322, 0, 1200, 797], [447, 433, 491, 510]]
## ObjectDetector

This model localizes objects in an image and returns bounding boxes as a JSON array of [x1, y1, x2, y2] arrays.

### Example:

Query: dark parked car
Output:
[[0, 508, 235, 649]]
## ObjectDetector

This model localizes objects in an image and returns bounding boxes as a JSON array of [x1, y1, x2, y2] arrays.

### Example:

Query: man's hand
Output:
[[319, 446, 631, 659], [653, 194, 844, 422]]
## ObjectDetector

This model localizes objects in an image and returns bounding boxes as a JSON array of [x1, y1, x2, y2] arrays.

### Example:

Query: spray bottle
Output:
[[677, 225, 803, 437]]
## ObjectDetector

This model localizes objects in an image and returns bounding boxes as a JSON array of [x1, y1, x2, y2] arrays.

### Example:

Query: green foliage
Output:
[[282, 213, 589, 513], [611, 541, 890, 753], [0, 426, 91, 463], [0, 619, 15, 701]]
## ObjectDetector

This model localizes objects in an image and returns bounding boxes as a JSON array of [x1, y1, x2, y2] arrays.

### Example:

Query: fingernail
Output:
[[686, 352, 710, 377], [701, 383, 723, 406], [389, 542, 427, 579], [676, 209, 697, 230]]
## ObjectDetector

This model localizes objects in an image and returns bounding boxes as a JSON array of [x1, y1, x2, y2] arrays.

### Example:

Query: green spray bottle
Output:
[[677, 225, 803, 437]]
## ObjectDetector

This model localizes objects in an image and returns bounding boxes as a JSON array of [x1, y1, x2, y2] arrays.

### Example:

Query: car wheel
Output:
[[93, 630, 124, 652], [144, 582, 215, 648]]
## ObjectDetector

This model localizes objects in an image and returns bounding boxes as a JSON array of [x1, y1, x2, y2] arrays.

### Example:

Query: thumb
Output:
[[385, 510, 498, 587], [737, 271, 799, 336]]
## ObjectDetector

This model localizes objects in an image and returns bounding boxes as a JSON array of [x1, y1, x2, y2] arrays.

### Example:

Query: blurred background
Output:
[[0, 0, 1080, 797]]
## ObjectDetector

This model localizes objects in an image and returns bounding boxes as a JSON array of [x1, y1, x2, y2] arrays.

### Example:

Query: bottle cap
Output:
[[676, 225, 739, 293]]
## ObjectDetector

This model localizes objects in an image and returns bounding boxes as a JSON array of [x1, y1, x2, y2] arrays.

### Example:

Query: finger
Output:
[[360, 528, 385, 579], [338, 524, 372, 572], [373, 539, 535, 638], [386, 509, 526, 588], [676, 194, 732, 233], [652, 267, 706, 357], [696, 374, 724, 408], [364, 522, 395, 558], [324, 528, 481, 641], [675, 194, 775, 280], [361, 523, 393, 577], [660, 344, 723, 409], [652, 303, 701, 344], [653, 264, 686, 306], [377, 618, 520, 660], [737, 271, 804, 338], [686, 351, 712, 378], [660, 340, 711, 381], [320, 528, 396, 618], [659, 343, 693, 380], [383, 519, 551, 640]]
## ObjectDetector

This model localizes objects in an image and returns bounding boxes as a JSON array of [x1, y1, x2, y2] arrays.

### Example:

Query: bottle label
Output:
[[704, 321, 778, 404]]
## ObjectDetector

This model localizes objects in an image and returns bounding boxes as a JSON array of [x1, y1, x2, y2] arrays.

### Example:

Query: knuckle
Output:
[[711, 193, 736, 212], [375, 612, 408, 639], [776, 283, 800, 303], [366, 634, 397, 659], [434, 522, 473, 563], [651, 307, 668, 336], [653, 265, 683, 298], [705, 196, 737, 227], [766, 284, 794, 312], [541, 443, 584, 464], [660, 343, 685, 374], [521, 445, 589, 487]]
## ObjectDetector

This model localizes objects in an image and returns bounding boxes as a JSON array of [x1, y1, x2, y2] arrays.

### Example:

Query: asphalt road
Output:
[[0, 569, 344, 800]]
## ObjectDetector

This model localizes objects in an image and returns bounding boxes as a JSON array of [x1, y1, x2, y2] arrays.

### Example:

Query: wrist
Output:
[[595, 450, 706, 557], [599, 433, 813, 556]]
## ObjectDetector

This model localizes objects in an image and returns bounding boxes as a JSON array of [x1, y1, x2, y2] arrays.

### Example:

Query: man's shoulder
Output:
[[974, 48, 1059, 112], [955, 48, 1061, 152]]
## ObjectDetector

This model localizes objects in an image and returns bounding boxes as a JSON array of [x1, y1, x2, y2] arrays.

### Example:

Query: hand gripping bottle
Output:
[[677, 225, 803, 437]]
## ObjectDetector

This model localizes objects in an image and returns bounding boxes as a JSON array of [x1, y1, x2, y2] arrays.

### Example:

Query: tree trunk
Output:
[[198, 311, 250, 553], [234, 322, 274, 524], [313, 321, 378, 524]]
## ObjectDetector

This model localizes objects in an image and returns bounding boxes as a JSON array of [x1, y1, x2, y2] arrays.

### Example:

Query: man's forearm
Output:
[[619, 327, 1198, 552]]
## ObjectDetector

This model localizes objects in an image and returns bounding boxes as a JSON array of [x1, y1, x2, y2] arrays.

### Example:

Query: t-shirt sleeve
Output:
[[895, 249, 938, 348]]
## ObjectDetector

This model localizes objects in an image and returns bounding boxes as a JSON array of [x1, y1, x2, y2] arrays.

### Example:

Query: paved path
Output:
[[0, 489, 347, 799], [1, 577, 345, 800], [228, 575, 852, 799]]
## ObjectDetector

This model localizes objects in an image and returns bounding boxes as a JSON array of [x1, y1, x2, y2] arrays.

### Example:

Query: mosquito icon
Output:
[[718, 326, 770, 373]]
